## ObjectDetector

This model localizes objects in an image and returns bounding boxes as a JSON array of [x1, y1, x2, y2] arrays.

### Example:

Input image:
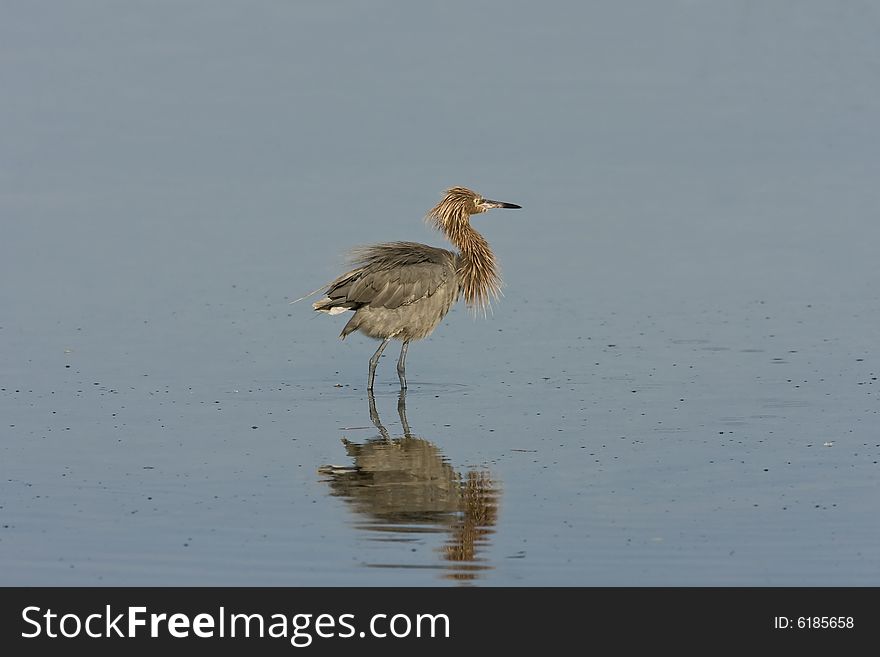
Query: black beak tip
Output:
[[485, 200, 522, 209]]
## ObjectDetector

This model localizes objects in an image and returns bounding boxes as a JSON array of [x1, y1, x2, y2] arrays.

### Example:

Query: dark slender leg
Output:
[[397, 388, 411, 437], [396, 340, 410, 389], [368, 337, 391, 391]]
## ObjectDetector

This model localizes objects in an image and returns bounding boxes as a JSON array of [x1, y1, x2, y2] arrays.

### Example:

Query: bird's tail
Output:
[[311, 297, 350, 315]]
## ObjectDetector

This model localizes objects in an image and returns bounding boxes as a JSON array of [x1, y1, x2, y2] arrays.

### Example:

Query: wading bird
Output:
[[312, 186, 521, 390]]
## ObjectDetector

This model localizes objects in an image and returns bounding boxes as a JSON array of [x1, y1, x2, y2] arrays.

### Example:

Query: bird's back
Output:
[[313, 242, 459, 341]]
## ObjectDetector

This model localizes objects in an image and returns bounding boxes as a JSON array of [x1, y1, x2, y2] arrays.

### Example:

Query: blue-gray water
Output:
[[2, 1, 878, 585]]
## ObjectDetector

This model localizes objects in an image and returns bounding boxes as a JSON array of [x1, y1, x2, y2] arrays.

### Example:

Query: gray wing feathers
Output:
[[320, 242, 455, 311]]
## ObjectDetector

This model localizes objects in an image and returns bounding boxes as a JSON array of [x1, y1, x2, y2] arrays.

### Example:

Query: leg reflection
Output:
[[368, 388, 412, 439], [367, 388, 391, 441], [319, 391, 500, 582]]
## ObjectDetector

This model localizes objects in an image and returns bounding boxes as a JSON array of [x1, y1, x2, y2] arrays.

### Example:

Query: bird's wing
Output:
[[327, 243, 456, 310]]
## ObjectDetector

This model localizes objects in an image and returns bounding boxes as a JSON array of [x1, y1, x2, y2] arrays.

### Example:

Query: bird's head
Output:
[[427, 186, 521, 230]]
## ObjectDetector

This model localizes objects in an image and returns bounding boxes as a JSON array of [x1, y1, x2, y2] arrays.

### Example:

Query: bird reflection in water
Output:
[[318, 390, 499, 582]]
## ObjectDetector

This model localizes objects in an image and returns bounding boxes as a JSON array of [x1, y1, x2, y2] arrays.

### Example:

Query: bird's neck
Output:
[[446, 218, 501, 312]]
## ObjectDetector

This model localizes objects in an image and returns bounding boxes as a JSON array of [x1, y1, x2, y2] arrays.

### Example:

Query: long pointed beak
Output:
[[483, 199, 522, 209]]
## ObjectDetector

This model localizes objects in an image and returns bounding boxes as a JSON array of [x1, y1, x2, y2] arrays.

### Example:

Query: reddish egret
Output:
[[312, 186, 521, 389]]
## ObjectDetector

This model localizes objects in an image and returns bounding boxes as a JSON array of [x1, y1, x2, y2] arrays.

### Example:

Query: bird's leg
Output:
[[396, 340, 410, 389], [368, 337, 391, 391]]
